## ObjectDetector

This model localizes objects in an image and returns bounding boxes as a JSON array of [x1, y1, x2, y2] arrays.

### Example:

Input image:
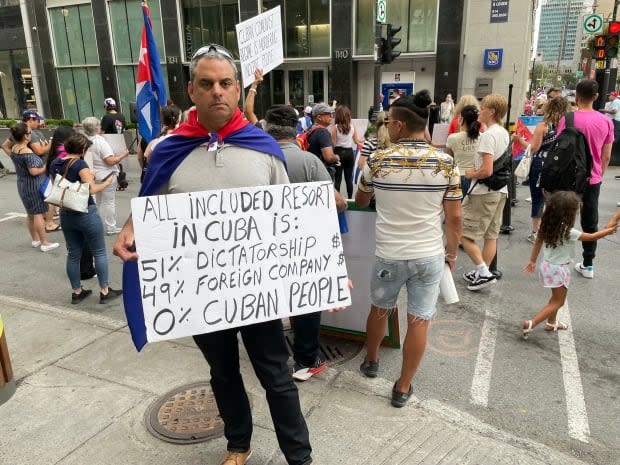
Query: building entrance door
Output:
[[286, 68, 326, 111], [251, 66, 328, 118]]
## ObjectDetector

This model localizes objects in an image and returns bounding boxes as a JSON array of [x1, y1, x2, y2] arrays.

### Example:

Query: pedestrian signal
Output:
[[594, 34, 606, 59]]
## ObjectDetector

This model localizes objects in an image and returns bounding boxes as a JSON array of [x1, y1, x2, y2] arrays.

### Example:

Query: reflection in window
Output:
[[262, 0, 330, 58], [355, 0, 438, 55], [181, 0, 240, 61], [57, 68, 104, 122], [107, 0, 164, 65], [107, 1, 167, 116], [49, 5, 99, 66], [49, 4, 102, 120]]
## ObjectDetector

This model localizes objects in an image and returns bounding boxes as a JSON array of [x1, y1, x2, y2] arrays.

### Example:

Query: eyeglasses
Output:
[[191, 44, 235, 61], [383, 119, 400, 125], [321, 112, 334, 116]]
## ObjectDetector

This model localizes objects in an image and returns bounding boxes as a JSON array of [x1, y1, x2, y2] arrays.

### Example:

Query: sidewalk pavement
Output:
[[0, 294, 587, 465]]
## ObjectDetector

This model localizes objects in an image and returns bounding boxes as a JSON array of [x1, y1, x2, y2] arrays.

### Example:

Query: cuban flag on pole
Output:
[[136, 2, 167, 144]]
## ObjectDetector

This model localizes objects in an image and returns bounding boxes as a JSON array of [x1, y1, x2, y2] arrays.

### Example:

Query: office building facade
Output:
[[13, 0, 533, 125]]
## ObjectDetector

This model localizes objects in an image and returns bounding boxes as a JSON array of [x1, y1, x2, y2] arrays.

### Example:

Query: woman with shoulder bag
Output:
[[513, 97, 569, 243], [49, 133, 122, 305]]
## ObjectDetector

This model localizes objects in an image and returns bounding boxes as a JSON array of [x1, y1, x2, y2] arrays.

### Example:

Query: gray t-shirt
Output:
[[279, 141, 331, 184], [159, 142, 289, 195]]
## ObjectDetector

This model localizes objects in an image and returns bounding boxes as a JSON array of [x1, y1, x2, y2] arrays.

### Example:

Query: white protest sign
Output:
[[235, 6, 284, 88], [102, 134, 127, 155], [431, 123, 449, 147], [131, 182, 351, 343]]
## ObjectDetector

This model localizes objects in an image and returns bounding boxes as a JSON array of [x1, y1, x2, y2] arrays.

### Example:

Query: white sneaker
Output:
[[31, 240, 41, 248], [41, 242, 60, 252], [574, 262, 593, 279]]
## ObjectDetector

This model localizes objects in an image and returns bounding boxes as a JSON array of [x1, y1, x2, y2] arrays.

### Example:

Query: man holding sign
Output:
[[114, 45, 314, 465]]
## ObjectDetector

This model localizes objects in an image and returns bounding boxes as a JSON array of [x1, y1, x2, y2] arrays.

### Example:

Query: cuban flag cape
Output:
[[122, 107, 286, 351], [136, 2, 167, 144]]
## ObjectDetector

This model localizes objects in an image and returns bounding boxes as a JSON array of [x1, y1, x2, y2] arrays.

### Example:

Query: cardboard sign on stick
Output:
[[131, 182, 351, 344]]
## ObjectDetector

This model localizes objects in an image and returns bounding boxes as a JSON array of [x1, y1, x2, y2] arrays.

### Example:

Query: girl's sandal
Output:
[[544, 321, 568, 332], [522, 320, 534, 340]]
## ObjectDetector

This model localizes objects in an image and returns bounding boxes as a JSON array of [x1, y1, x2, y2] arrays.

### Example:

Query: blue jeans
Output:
[[60, 204, 109, 290], [529, 156, 545, 218], [193, 319, 312, 465], [370, 254, 444, 320]]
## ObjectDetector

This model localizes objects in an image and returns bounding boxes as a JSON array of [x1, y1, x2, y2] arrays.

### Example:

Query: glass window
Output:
[[309, 0, 330, 56], [57, 67, 103, 122], [408, 1, 437, 52], [311, 70, 324, 103], [262, 0, 330, 59], [355, 1, 374, 56], [272, 69, 285, 104], [181, 0, 240, 61], [107, 0, 165, 65], [355, 0, 438, 55], [49, 5, 98, 66], [49, 3, 102, 121], [116, 65, 168, 120]]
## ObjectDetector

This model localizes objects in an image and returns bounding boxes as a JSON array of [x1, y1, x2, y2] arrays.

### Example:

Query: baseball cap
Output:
[[22, 109, 41, 121], [312, 103, 333, 118], [304, 106, 313, 114], [104, 97, 117, 108], [265, 105, 298, 128]]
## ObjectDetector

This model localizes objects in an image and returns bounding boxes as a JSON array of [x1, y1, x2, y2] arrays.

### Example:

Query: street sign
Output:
[[583, 14, 603, 34], [376, 0, 386, 23]]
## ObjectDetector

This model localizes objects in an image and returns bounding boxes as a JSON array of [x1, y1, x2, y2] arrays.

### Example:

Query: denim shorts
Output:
[[370, 254, 444, 320]]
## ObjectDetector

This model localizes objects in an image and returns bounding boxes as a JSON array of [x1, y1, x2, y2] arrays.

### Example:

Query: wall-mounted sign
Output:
[[490, 0, 509, 23], [483, 48, 503, 69]]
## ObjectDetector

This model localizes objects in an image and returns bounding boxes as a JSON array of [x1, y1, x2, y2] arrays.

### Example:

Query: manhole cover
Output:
[[145, 382, 225, 444], [284, 329, 363, 367]]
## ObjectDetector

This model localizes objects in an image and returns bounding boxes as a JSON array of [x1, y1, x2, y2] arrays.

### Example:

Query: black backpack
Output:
[[478, 142, 512, 191], [539, 112, 592, 194]]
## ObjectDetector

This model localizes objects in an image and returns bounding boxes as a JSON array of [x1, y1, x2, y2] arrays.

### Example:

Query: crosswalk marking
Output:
[[470, 305, 499, 407], [558, 303, 590, 443], [0, 212, 27, 223]]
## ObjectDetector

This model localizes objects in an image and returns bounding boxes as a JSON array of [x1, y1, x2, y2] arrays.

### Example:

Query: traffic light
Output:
[[381, 24, 401, 64], [593, 34, 606, 59], [606, 22, 620, 58]]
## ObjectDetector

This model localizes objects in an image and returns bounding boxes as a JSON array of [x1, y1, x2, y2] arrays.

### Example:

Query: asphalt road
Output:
[[1, 149, 619, 465]]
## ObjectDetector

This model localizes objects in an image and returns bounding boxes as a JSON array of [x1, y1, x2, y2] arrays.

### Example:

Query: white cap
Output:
[[304, 106, 312, 114], [104, 97, 117, 108]]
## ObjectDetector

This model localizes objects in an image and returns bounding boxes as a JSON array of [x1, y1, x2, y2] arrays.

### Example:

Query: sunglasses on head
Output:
[[192, 44, 234, 61]]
